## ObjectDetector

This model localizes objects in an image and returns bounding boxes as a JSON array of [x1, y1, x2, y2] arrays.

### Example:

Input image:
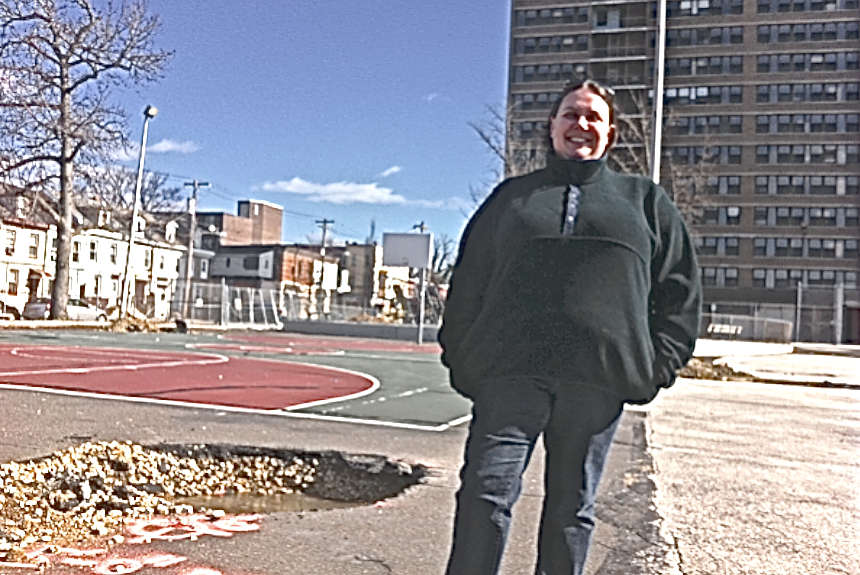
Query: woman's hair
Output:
[[546, 79, 617, 150]]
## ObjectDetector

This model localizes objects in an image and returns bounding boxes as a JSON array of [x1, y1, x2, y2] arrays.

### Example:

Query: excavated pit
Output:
[[0, 441, 426, 565]]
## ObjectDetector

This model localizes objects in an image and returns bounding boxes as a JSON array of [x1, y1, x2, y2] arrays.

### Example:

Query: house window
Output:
[[72, 241, 80, 263], [28, 234, 39, 259], [8, 269, 18, 296], [110, 243, 118, 264], [4, 230, 15, 256], [144, 248, 151, 268], [89, 241, 97, 261]]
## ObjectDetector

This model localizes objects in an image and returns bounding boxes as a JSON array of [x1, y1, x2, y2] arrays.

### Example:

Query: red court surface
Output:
[[223, 333, 443, 354], [0, 343, 375, 410]]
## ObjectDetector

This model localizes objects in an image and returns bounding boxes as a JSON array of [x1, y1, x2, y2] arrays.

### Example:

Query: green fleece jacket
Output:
[[439, 154, 702, 404]]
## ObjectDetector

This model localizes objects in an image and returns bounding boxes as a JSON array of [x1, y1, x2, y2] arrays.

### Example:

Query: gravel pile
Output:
[[678, 357, 755, 381], [0, 440, 317, 564]]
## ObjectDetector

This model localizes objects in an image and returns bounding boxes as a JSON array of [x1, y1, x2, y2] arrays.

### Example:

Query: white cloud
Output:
[[423, 93, 439, 102], [378, 166, 402, 178], [148, 139, 200, 154], [259, 178, 408, 205], [258, 177, 472, 212]]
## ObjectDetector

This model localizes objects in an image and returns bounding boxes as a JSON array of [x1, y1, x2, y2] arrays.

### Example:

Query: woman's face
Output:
[[549, 88, 615, 161]]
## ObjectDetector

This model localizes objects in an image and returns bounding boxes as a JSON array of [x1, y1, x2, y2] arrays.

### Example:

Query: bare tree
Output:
[[0, 0, 171, 318], [430, 234, 456, 286], [610, 88, 712, 227], [468, 103, 545, 207], [81, 165, 183, 212]]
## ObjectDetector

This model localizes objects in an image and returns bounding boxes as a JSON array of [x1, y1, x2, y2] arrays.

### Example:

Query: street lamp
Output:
[[120, 105, 158, 319]]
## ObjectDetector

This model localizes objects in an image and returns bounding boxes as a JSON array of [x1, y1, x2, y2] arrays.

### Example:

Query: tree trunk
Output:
[[50, 89, 74, 319]]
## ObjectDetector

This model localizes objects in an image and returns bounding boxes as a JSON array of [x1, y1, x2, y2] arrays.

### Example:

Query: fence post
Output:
[[834, 280, 844, 345], [247, 287, 254, 324], [795, 281, 803, 342], [220, 278, 227, 327]]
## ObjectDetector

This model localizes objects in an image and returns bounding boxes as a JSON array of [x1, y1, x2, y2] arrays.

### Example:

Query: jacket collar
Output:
[[545, 151, 608, 185]]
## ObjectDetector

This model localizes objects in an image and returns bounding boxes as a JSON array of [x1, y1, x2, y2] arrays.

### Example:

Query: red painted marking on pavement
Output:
[[22, 515, 264, 574], [0, 344, 374, 410]]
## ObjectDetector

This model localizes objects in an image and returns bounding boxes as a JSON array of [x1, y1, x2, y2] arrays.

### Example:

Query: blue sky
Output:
[[119, 0, 511, 246]]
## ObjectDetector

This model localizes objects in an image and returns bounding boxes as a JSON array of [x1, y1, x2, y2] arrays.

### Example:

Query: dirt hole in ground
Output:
[[0, 441, 426, 564]]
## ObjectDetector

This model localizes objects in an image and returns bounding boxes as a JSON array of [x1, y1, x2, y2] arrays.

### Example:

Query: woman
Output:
[[440, 79, 701, 575]]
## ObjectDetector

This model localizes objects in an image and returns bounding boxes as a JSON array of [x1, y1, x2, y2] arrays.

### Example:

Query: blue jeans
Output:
[[445, 377, 623, 575]]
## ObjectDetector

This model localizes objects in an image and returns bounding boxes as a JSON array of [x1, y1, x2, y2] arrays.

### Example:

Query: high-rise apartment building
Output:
[[507, 0, 860, 340]]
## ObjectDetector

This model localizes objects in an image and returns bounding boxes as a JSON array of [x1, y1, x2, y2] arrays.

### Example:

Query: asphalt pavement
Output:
[[0, 329, 857, 575]]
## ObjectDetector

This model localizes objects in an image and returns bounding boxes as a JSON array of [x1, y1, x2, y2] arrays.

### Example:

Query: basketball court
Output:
[[0, 330, 471, 430]]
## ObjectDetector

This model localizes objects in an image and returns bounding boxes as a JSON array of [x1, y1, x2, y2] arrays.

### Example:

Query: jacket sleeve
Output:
[[438, 190, 500, 374], [648, 189, 702, 391]]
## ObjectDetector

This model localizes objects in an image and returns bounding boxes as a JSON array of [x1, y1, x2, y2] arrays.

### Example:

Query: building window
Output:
[[808, 208, 836, 226], [110, 243, 118, 264], [810, 176, 837, 195], [4, 230, 15, 256], [698, 237, 718, 256], [725, 237, 740, 256], [8, 269, 18, 296], [89, 241, 97, 261], [72, 241, 80, 263], [725, 268, 739, 287], [726, 206, 741, 225], [28, 234, 39, 259]]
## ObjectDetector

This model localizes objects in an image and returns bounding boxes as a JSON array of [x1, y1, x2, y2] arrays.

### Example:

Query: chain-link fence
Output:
[[172, 282, 282, 328], [708, 284, 860, 344]]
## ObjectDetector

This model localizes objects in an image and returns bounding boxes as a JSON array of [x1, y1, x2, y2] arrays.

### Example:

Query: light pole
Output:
[[120, 105, 158, 319], [649, 0, 668, 184]]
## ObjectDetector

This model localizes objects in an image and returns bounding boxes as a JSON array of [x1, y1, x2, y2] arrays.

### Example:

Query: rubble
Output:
[[678, 357, 756, 382], [0, 441, 317, 564]]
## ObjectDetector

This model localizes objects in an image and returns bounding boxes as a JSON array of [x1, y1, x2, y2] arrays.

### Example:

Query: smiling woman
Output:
[[440, 78, 701, 575]]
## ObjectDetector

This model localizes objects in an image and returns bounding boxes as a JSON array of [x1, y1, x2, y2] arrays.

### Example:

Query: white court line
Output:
[[0, 345, 229, 377], [0, 383, 470, 432], [9, 345, 190, 362], [0, 345, 468, 431]]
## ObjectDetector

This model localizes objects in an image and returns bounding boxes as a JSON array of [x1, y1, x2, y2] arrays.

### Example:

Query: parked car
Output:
[[22, 298, 108, 322], [0, 300, 20, 320]]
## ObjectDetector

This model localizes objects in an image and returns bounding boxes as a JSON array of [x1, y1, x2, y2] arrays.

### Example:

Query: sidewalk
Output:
[[695, 339, 860, 388]]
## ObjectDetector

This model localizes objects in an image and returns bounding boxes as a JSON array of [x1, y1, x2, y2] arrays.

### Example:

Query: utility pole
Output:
[[315, 218, 334, 319], [183, 180, 210, 319]]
